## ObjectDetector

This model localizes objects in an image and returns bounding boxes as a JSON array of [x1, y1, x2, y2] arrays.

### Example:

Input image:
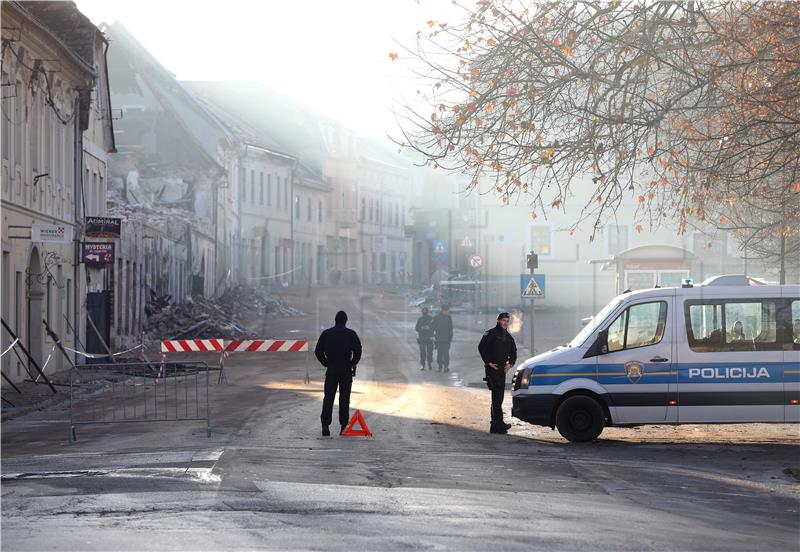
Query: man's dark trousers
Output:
[[321, 370, 353, 428], [436, 341, 451, 368], [485, 367, 506, 428]]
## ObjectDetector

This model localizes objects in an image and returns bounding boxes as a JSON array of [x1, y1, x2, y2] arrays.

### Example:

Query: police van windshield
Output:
[[569, 298, 623, 347]]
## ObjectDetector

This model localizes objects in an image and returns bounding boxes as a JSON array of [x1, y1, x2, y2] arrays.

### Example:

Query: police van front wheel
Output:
[[555, 396, 604, 442]]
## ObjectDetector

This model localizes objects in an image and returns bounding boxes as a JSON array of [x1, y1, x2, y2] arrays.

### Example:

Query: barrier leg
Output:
[[217, 350, 228, 385]]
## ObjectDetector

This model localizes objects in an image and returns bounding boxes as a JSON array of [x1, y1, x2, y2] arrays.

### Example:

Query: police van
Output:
[[511, 275, 800, 442]]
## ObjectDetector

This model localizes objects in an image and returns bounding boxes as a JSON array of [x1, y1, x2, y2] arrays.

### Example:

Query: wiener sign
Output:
[[82, 242, 114, 265], [85, 216, 121, 238], [31, 224, 73, 244]]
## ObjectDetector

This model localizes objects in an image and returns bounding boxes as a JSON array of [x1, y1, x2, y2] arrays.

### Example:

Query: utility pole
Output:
[[526, 250, 538, 355]]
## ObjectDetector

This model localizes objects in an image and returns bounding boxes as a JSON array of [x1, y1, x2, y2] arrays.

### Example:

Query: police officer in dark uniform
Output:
[[478, 312, 517, 434], [315, 311, 362, 436]]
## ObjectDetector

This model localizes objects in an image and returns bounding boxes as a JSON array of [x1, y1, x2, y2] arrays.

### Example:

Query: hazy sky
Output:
[[76, 0, 462, 139]]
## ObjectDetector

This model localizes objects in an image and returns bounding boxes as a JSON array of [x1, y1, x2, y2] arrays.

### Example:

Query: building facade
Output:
[[1, 1, 114, 380]]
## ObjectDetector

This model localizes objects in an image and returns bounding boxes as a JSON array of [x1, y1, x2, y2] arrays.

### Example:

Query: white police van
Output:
[[511, 275, 800, 442]]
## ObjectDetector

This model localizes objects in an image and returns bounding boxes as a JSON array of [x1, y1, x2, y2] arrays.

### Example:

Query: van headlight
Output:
[[513, 366, 533, 390]]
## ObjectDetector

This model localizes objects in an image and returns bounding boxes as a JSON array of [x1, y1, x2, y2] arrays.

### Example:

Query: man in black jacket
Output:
[[415, 307, 434, 370], [433, 305, 453, 372], [478, 312, 517, 434], [315, 311, 362, 436]]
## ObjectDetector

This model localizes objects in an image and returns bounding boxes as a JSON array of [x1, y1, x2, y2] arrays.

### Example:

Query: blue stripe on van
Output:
[[529, 361, 798, 385]]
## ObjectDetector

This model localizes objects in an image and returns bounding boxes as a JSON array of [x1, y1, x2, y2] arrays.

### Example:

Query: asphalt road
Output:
[[2, 289, 799, 551]]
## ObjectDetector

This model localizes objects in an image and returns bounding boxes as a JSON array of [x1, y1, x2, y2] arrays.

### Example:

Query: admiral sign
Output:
[[31, 224, 73, 244], [85, 217, 121, 239], [82, 242, 114, 265]]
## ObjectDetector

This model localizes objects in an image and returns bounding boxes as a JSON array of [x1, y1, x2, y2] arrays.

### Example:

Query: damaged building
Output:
[[102, 22, 236, 347]]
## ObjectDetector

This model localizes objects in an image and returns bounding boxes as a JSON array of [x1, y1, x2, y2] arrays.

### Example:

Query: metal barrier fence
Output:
[[68, 361, 211, 442]]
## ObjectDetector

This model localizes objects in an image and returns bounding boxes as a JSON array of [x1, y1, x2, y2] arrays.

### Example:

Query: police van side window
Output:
[[605, 301, 667, 353], [790, 300, 800, 350], [686, 300, 780, 352]]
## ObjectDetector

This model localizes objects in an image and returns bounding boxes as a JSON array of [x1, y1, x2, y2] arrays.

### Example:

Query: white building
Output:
[[1, 1, 114, 380]]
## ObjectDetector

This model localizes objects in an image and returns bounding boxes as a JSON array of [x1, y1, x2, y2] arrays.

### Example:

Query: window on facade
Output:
[[307, 197, 312, 221], [318, 199, 323, 223], [30, 92, 39, 172], [259, 172, 264, 205], [276, 176, 281, 208], [267, 174, 272, 206], [250, 170, 255, 202], [14, 82, 22, 168], [607, 224, 629, 255], [285, 181, 289, 211], [2, 73, 9, 162], [240, 168, 246, 201], [92, 172, 98, 215], [531, 226, 551, 256], [686, 299, 780, 352], [44, 110, 51, 173], [55, 121, 63, 186], [295, 195, 300, 219], [361, 198, 366, 221], [606, 301, 667, 353]]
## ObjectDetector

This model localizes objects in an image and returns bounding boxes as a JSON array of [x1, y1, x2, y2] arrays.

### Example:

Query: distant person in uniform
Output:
[[793, 319, 800, 345], [433, 305, 453, 372], [315, 311, 362, 436], [478, 312, 517, 434], [415, 307, 434, 370]]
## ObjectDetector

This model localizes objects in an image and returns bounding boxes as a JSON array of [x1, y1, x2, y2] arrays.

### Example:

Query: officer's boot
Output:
[[322, 426, 330, 437]]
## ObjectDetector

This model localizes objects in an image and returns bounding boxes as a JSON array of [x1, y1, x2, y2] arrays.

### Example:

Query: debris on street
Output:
[[145, 286, 304, 340]]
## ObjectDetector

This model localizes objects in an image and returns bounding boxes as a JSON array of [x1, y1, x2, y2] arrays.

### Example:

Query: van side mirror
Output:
[[583, 329, 609, 358]]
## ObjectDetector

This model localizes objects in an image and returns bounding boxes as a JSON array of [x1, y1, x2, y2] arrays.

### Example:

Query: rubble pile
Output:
[[217, 286, 305, 318], [145, 285, 304, 340]]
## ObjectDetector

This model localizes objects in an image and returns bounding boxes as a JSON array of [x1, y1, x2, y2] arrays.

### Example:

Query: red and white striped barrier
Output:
[[161, 339, 226, 353], [160, 337, 311, 385], [225, 339, 308, 353]]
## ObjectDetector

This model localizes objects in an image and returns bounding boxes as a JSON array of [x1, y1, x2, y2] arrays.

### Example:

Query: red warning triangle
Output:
[[341, 409, 372, 437]]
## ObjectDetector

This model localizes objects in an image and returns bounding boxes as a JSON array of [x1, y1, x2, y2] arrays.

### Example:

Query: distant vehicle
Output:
[[511, 275, 800, 442]]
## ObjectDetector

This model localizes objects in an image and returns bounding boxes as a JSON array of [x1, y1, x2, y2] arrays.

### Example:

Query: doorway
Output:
[[27, 247, 44, 373]]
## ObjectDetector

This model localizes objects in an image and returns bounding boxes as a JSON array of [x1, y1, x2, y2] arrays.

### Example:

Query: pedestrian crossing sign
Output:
[[520, 274, 546, 299]]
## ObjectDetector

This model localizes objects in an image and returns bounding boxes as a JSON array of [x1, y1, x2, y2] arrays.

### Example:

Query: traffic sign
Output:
[[460, 235, 473, 248], [468, 254, 483, 269], [432, 239, 448, 253], [520, 274, 546, 299]]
